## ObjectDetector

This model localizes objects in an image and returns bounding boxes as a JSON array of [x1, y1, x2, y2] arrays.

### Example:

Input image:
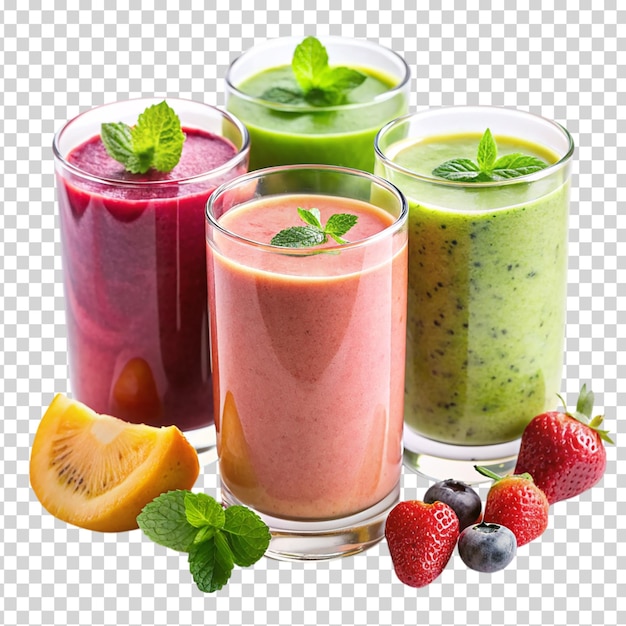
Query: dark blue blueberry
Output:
[[423, 479, 482, 531], [458, 522, 517, 573]]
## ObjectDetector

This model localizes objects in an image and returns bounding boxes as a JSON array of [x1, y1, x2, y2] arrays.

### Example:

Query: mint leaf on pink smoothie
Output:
[[101, 101, 185, 174], [324, 213, 359, 244], [433, 128, 549, 182], [297, 206, 323, 228], [270, 207, 358, 248]]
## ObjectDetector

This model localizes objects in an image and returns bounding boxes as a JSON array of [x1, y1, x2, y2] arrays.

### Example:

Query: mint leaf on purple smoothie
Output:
[[101, 101, 185, 174]]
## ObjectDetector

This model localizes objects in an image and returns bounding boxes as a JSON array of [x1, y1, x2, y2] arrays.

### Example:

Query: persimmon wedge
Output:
[[29, 393, 200, 532]]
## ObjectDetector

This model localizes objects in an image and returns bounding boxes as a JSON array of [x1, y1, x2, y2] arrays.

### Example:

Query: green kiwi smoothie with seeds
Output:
[[379, 132, 570, 446]]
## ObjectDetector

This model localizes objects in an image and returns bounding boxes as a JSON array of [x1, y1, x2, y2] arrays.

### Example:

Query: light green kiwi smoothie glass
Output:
[[374, 106, 575, 483]]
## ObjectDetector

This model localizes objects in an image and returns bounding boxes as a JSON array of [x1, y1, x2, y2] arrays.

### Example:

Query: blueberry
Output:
[[423, 479, 482, 530], [458, 522, 517, 573]]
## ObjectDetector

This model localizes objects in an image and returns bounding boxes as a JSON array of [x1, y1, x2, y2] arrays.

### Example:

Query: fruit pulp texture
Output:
[[58, 129, 240, 430], [208, 195, 408, 519], [391, 133, 568, 445], [227, 65, 407, 172]]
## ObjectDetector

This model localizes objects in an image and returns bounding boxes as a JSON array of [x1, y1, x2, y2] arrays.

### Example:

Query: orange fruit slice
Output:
[[29, 393, 200, 532]]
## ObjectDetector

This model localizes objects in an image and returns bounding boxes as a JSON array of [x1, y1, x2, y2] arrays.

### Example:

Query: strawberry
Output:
[[475, 466, 549, 547], [385, 500, 459, 587], [514, 385, 613, 504]]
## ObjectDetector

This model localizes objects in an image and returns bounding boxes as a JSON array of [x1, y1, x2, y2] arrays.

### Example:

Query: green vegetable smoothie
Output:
[[227, 65, 407, 172], [384, 133, 569, 446]]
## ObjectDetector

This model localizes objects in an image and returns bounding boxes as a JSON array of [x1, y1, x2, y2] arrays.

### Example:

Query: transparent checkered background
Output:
[[1, 1, 624, 625]]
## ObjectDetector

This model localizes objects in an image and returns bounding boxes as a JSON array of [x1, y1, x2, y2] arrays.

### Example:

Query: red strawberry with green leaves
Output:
[[514, 385, 613, 504], [385, 500, 459, 587], [475, 466, 549, 547]]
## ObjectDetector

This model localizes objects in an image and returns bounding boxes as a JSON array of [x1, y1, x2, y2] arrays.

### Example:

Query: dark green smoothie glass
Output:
[[226, 36, 410, 172]]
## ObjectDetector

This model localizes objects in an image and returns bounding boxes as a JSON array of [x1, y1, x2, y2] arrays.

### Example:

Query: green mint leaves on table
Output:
[[261, 36, 366, 107], [270, 207, 358, 248], [432, 128, 549, 182], [136, 490, 270, 593], [101, 101, 185, 174]]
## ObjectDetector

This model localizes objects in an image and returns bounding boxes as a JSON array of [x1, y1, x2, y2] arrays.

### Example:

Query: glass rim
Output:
[[225, 36, 411, 113], [206, 164, 409, 255], [374, 106, 576, 188], [52, 97, 250, 188]]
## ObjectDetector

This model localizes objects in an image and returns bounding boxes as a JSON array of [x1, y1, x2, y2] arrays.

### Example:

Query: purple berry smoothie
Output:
[[57, 128, 244, 430]]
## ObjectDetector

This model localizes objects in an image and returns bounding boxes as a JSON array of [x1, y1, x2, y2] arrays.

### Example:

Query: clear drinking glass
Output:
[[53, 98, 249, 458], [375, 106, 574, 482], [225, 36, 410, 172], [206, 165, 408, 559]]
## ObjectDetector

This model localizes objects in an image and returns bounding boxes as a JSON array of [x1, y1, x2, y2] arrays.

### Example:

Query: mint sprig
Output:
[[261, 36, 366, 107], [270, 207, 358, 248], [137, 490, 270, 593], [101, 101, 185, 174], [432, 128, 549, 182]]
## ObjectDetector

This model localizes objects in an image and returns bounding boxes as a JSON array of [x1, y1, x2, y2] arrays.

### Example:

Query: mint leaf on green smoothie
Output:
[[259, 86, 305, 104], [431, 158, 482, 182], [490, 153, 551, 179], [432, 128, 549, 182], [292, 35, 329, 92], [477, 128, 497, 171], [137, 490, 270, 593], [270, 207, 359, 248], [101, 101, 185, 174], [261, 36, 366, 107]]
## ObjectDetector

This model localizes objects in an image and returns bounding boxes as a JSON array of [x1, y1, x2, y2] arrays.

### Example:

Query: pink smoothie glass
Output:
[[206, 165, 409, 560], [53, 98, 249, 458]]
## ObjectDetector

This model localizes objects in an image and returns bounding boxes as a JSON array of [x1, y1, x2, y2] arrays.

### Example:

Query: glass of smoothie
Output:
[[225, 36, 410, 172], [53, 98, 249, 457], [374, 106, 574, 482], [206, 165, 408, 560]]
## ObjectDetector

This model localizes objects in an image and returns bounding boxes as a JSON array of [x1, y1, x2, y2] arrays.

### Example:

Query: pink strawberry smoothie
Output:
[[58, 128, 243, 430], [208, 194, 408, 519]]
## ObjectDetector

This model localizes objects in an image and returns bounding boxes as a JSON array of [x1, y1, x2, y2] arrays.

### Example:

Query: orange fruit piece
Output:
[[29, 393, 199, 532]]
